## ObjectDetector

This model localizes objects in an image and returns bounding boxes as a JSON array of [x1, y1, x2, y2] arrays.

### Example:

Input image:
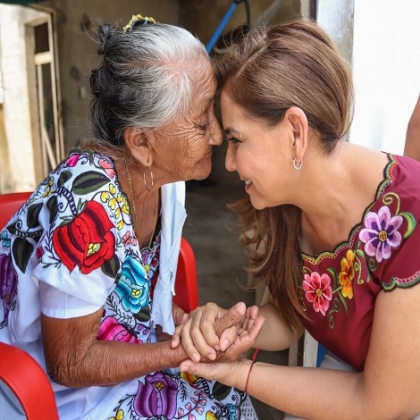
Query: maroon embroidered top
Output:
[[299, 154, 420, 371]]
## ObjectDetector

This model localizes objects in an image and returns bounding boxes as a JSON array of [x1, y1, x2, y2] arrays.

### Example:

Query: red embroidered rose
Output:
[[52, 201, 115, 274]]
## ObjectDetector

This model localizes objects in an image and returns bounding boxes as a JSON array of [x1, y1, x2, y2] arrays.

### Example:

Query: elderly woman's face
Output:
[[153, 58, 222, 181]]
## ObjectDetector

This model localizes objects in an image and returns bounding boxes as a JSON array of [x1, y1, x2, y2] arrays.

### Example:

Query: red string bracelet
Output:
[[244, 348, 260, 394]]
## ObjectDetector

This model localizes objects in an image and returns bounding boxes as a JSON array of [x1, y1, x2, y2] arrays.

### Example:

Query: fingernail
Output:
[[192, 353, 200, 362], [222, 339, 229, 350], [236, 302, 246, 314], [208, 353, 216, 361]]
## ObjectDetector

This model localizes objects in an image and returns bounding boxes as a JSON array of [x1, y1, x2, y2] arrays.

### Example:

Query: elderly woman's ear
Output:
[[124, 126, 152, 167]]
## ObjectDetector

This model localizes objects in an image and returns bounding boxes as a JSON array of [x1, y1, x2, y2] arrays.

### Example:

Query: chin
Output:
[[191, 164, 212, 181], [249, 197, 266, 211]]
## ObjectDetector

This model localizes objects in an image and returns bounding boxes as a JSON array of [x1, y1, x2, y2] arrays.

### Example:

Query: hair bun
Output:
[[97, 23, 116, 55]]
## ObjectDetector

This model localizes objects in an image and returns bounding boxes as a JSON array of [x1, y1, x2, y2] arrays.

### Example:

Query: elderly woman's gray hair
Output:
[[89, 22, 208, 147]]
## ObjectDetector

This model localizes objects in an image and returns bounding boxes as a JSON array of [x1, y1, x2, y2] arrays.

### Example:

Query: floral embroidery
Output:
[[97, 316, 142, 343], [100, 185, 130, 231], [181, 371, 199, 386], [302, 272, 333, 316], [0, 254, 18, 324], [108, 409, 124, 420], [122, 231, 138, 247], [52, 200, 115, 274], [133, 372, 178, 418], [99, 157, 116, 179], [301, 167, 417, 329], [0, 231, 11, 248], [114, 256, 149, 314], [359, 205, 403, 263], [338, 249, 355, 299], [65, 153, 82, 167]]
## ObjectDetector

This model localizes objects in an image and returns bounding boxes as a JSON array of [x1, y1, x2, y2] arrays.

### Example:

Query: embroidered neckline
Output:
[[301, 153, 397, 263]]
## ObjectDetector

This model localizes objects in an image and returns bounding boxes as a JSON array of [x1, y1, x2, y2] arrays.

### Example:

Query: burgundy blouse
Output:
[[299, 154, 420, 371]]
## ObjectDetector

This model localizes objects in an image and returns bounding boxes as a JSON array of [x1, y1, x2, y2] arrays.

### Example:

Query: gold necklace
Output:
[[124, 157, 159, 248]]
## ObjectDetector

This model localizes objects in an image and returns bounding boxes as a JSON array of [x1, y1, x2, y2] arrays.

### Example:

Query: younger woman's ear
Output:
[[285, 106, 309, 160], [123, 127, 152, 167]]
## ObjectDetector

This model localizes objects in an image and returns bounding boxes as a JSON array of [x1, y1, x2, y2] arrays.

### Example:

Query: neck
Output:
[[121, 156, 161, 249]]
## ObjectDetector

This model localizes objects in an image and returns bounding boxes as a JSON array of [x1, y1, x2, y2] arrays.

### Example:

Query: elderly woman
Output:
[[177, 19, 420, 420], [0, 16, 261, 420]]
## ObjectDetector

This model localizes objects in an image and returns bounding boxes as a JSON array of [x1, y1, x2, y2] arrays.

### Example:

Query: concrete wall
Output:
[[180, 0, 301, 46], [50, 0, 179, 151]]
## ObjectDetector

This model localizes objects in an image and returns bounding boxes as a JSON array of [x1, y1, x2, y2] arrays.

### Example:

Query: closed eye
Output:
[[225, 135, 240, 144]]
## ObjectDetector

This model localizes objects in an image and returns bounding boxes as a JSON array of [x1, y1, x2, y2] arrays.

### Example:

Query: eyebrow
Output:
[[224, 127, 240, 136]]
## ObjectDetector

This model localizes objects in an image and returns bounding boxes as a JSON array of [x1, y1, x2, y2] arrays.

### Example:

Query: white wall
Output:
[[350, 1, 420, 154], [317, 0, 420, 155], [0, 4, 46, 192]]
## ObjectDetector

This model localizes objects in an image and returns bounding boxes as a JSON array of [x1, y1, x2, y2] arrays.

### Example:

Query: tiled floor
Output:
[[183, 144, 286, 420]]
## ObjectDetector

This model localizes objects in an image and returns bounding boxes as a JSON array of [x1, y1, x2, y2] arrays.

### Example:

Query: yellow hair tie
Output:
[[123, 14, 156, 33]]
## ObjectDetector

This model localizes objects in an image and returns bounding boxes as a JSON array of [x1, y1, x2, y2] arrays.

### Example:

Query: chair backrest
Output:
[[174, 237, 199, 313], [0, 342, 59, 419], [0, 191, 32, 230]]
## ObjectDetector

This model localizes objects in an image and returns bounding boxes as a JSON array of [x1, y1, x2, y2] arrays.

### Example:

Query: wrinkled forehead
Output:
[[188, 58, 217, 109]]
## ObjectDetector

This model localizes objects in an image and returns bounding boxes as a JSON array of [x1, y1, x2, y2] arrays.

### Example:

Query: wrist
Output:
[[242, 349, 260, 393], [233, 358, 253, 391]]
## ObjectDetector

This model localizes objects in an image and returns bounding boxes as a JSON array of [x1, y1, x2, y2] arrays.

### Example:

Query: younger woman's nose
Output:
[[225, 143, 237, 172]]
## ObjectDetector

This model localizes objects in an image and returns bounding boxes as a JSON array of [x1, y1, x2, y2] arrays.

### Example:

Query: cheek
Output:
[[189, 133, 211, 154], [177, 134, 213, 180]]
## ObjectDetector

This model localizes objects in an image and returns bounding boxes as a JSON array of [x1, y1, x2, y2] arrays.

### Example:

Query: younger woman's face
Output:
[[221, 90, 294, 210]]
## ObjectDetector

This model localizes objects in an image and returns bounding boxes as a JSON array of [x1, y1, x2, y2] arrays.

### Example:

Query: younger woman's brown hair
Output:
[[214, 19, 354, 328]]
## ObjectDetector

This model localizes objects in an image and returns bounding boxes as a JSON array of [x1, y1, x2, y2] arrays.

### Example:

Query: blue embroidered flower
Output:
[[1, 231, 11, 248], [114, 256, 149, 314]]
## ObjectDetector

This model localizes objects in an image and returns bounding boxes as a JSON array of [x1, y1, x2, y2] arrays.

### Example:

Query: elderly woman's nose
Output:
[[209, 119, 223, 146]]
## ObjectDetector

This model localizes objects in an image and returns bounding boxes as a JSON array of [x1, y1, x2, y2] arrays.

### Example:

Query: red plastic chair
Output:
[[0, 191, 199, 418], [0, 342, 59, 419], [174, 237, 199, 313], [0, 191, 32, 229]]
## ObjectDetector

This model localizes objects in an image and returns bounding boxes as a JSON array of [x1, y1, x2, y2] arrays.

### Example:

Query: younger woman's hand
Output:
[[179, 313, 265, 386], [171, 302, 260, 362]]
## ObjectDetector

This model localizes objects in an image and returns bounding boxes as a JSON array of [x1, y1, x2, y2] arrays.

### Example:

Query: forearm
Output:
[[404, 94, 420, 161], [48, 339, 187, 388], [404, 121, 420, 161], [253, 303, 302, 351], [204, 359, 399, 420]]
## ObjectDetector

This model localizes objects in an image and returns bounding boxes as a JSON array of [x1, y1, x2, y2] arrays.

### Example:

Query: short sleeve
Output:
[[31, 151, 130, 319], [358, 156, 420, 291]]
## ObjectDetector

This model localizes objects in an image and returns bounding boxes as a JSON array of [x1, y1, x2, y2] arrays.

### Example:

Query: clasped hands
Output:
[[170, 302, 265, 382]]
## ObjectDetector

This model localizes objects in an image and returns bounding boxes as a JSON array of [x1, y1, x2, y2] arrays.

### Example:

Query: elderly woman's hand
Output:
[[157, 303, 190, 342], [179, 313, 265, 387], [171, 302, 261, 362]]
